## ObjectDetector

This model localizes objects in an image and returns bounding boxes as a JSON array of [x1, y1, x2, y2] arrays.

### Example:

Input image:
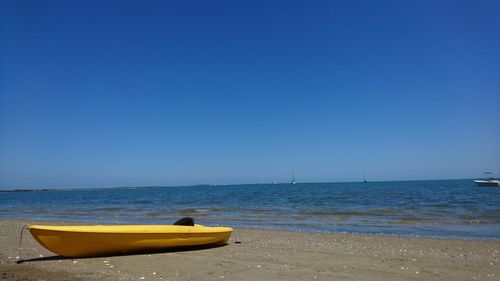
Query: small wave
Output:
[[303, 210, 334, 216], [327, 216, 348, 221], [97, 207, 124, 212], [333, 210, 385, 217], [458, 215, 486, 225], [133, 200, 152, 204], [144, 211, 163, 217], [17, 209, 51, 215], [174, 208, 214, 216], [389, 218, 452, 225], [175, 208, 196, 215]]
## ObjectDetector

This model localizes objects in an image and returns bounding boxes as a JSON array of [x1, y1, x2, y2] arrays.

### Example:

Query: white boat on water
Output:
[[474, 172, 500, 186], [474, 178, 500, 186]]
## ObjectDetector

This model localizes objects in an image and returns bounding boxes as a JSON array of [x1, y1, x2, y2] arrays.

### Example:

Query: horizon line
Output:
[[0, 178, 475, 191]]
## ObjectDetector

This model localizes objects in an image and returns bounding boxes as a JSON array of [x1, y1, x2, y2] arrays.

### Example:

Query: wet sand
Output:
[[1, 219, 499, 281]]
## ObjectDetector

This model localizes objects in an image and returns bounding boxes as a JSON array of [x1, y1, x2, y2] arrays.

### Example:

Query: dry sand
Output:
[[1, 219, 499, 281]]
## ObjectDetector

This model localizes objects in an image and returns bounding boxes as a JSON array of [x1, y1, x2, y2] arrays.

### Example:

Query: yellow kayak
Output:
[[28, 224, 233, 257]]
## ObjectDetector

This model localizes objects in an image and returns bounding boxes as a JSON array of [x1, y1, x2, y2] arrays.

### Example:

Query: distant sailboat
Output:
[[363, 173, 367, 183], [290, 171, 296, 185]]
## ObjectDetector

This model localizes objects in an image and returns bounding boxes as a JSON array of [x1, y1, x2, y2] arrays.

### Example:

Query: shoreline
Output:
[[2, 216, 499, 242], [1, 218, 499, 281]]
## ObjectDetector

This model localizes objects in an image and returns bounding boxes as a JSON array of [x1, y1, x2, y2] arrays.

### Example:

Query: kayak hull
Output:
[[28, 224, 233, 257]]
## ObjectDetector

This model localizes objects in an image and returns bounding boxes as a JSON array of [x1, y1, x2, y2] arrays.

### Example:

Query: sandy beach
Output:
[[1, 219, 499, 281]]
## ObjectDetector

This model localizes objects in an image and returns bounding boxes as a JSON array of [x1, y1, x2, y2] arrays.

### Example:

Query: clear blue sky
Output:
[[1, 0, 499, 188]]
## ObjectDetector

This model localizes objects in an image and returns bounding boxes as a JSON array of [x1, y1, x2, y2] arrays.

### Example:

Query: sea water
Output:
[[1, 179, 499, 240]]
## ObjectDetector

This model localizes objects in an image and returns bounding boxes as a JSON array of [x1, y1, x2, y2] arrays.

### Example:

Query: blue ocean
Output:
[[1, 179, 499, 240]]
